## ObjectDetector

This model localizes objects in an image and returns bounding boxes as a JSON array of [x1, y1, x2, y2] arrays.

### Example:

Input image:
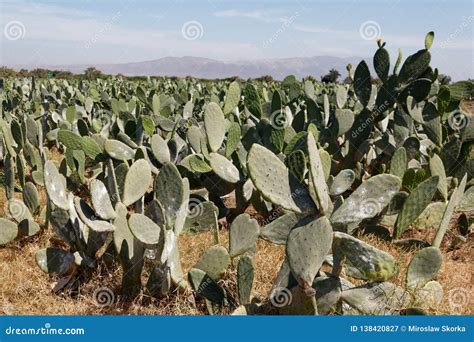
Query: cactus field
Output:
[[0, 33, 473, 316]]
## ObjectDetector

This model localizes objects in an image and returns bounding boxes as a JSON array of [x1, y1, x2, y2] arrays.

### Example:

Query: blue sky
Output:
[[1, 0, 472, 79]]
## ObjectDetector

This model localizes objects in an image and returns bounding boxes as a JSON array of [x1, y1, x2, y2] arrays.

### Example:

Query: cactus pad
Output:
[[123, 159, 152, 206], [204, 103, 226, 152], [394, 176, 439, 239], [406, 246, 442, 289], [209, 152, 240, 183], [287, 215, 333, 290], [194, 245, 230, 280], [333, 232, 397, 281], [237, 255, 254, 304], [247, 143, 315, 214], [44, 160, 69, 210], [229, 213, 259, 257], [90, 179, 117, 220], [331, 174, 401, 228], [128, 213, 162, 245]]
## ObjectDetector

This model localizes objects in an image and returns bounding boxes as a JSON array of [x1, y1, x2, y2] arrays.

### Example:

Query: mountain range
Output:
[[20, 56, 369, 80]]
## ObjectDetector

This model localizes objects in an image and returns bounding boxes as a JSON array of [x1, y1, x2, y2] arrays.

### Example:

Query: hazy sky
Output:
[[1, 0, 472, 79]]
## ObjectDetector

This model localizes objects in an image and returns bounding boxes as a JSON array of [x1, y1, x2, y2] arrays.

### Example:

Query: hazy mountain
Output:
[[17, 56, 369, 80]]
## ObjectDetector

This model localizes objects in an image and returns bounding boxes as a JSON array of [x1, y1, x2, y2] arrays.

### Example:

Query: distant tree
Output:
[[321, 68, 341, 83], [84, 67, 102, 80], [255, 75, 273, 82], [438, 74, 451, 85], [29, 68, 49, 78], [0, 66, 17, 77]]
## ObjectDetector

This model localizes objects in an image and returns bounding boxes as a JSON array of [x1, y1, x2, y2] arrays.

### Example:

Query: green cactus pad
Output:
[[374, 45, 390, 81], [90, 179, 117, 220], [81, 136, 103, 160], [330, 169, 355, 196], [183, 201, 219, 234], [44, 160, 69, 210], [113, 203, 136, 258], [341, 282, 410, 315], [225, 122, 241, 158], [458, 185, 474, 212], [260, 212, 301, 245], [333, 232, 397, 281], [229, 213, 259, 257], [57, 129, 83, 151], [22, 182, 40, 214], [336, 85, 348, 108], [406, 246, 443, 289], [390, 147, 407, 179], [209, 152, 240, 183], [394, 176, 439, 239], [287, 216, 333, 290], [331, 174, 401, 228], [354, 60, 372, 107], [188, 154, 212, 173], [429, 154, 448, 200], [0, 218, 18, 245], [247, 144, 315, 214], [4, 154, 15, 199], [35, 248, 74, 275], [74, 197, 115, 232], [123, 159, 152, 206], [128, 213, 161, 245], [18, 219, 41, 237], [432, 174, 467, 247], [286, 149, 306, 182], [155, 162, 184, 228], [188, 268, 226, 304], [204, 103, 226, 152], [164, 230, 185, 286], [414, 280, 443, 307], [104, 139, 135, 160], [243, 83, 262, 118], [223, 81, 241, 115], [307, 133, 331, 214], [399, 49, 431, 83], [187, 126, 202, 153], [237, 255, 254, 305], [334, 109, 354, 136], [278, 286, 318, 315], [312, 275, 342, 315], [194, 245, 230, 281], [413, 202, 446, 229], [151, 134, 171, 164]]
